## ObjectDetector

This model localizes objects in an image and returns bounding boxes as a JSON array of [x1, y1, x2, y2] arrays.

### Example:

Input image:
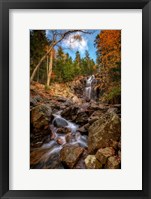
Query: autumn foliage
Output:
[[95, 30, 121, 103]]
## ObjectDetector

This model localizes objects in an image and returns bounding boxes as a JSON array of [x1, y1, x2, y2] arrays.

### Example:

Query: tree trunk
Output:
[[30, 44, 55, 82], [47, 50, 53, 86], [46, 55, 48, 77], [30, 30, 91, 82]]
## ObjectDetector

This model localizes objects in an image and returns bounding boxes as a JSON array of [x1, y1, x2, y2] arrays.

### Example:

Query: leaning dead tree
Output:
[[30, 30, 92, 85]]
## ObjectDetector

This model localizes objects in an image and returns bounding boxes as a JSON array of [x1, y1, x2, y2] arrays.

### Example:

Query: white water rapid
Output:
[[85, 75, 95, 100]]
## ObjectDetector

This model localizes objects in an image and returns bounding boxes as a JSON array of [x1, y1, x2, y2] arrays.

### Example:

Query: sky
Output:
[[46, 30, 100, 63]]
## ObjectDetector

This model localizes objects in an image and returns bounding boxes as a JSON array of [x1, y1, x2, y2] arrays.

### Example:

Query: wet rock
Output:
[[57, 127, 71, 134], [65, 133, 74, 143], [77, 135, 88, 148], [84, 155, 102, 169], [30, 148, 49, 168], [77, 123, 90, 135], [74, 150, 88, 169], [31, 145, 63, 169], [57, 138, 65, 145], [61, 106, 79, 121], [30, 104, 52, 145], [60, 145, 84, 168], [53, 117, 68, 128], [88, 110, 103, 124], [31, 104, 52, 129], [75, 132, 81, 140], [84, 123, 90, 130], [75, 112, 88, 124], [43, 135, 51, 143], [78, 125, 88, 134], [88, 112, 121, 154], [72, 79, 85, 98], [50, 132, 56, 140], [95, 147, 115, 165], [105, 156, 121, 169]]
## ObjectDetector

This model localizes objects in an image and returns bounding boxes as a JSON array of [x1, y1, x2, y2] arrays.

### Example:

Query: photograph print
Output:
[[30, 29, 121, 169]]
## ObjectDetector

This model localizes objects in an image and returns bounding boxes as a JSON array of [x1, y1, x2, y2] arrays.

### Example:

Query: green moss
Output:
[[103, 86, 121, 104]]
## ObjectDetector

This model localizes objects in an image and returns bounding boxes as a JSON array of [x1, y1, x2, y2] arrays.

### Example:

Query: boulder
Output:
[[53, 117, 68, 128], [88, 112, 121, 154], [84, 155, 102, 169], [105, 156, 121, 169], [88, 110, 103, 124], [30, 104, 52, 145], [60, 145, 84, 168], [75, 112, 88, 124], [65, 133, 76, 143], [61, 106, 79, 121], [57, 138, 65, 145], [31, 104, 52, 129], [74, 150, 88, 169], [95, 147, 115, 165]]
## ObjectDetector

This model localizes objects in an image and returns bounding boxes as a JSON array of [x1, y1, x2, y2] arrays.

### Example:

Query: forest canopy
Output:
[[30, 29, 121, 103]]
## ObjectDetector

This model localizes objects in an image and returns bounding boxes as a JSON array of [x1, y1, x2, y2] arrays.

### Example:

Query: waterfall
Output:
[[31, 112, 88, 169], [85, 75, 95, 100]]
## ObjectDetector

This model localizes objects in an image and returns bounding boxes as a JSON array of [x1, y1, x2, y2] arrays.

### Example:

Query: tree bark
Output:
[[30, 44, 55, 81], [47, 50, 53, 86], [46, 55, 48, 77]]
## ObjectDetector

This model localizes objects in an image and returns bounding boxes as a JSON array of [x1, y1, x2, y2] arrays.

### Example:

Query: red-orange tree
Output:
[[95, 30, 121, 103]]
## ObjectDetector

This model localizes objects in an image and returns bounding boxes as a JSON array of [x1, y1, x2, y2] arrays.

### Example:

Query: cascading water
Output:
[[31, 111, 88, 169], [85, 75, 95, 100]]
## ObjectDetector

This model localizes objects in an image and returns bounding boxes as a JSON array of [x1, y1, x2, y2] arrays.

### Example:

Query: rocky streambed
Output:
[[30, 77, 121, 169]]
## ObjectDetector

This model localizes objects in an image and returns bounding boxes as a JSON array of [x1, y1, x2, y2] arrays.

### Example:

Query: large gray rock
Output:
[[88, 112, 121, 154], [53, 117, 68, 128]]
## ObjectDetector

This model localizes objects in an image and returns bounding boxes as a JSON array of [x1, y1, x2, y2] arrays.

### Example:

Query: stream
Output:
[[30, 75, 96, 169], [30, 111, 88, 169]]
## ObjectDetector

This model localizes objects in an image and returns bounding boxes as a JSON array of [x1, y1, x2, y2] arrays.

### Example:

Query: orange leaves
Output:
[[99, 30, 121, 68], [96, 30, 121, 102]]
